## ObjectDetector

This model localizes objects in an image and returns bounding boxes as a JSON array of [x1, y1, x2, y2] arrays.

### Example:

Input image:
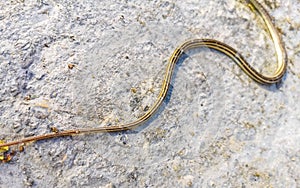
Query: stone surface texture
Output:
[[0, 0, 299, 187]]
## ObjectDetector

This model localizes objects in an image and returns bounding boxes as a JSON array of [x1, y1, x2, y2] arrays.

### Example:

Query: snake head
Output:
[[0, 140, 11, 162]]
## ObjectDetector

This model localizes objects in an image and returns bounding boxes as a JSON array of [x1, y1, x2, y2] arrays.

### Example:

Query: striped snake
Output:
[[0, 0, 287, 158]]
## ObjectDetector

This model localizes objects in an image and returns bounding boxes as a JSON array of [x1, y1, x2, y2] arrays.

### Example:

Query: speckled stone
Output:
[[0, 0, 299, 187]]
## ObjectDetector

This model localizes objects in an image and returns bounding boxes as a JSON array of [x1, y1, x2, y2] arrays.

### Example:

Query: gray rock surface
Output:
[[0, 0, 299, 187]]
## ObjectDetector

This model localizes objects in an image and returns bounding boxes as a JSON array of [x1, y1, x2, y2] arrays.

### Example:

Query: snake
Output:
[[0, 0, 287, 152]]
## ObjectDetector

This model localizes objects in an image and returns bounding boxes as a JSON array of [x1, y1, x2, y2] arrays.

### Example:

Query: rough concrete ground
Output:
[[0, 0, 299, 187]]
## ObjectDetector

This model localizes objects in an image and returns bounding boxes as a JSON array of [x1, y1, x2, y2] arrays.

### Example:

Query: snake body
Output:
[[0, 0, 287, 149]]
